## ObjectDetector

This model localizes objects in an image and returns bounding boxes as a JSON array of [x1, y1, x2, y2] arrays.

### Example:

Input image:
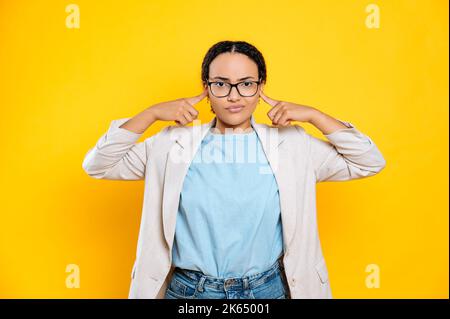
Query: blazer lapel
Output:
[[251, 118, 297, 252], [162, 118, 213, 254], [161, 115, 296, 257]]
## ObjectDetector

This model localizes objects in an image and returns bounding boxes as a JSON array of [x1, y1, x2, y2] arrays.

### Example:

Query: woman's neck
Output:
[[212, 117, 254, 134]]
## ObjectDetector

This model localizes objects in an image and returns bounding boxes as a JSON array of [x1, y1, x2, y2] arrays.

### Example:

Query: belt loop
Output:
[[197, 276, 206, 292], [243, 278, 249, 290]]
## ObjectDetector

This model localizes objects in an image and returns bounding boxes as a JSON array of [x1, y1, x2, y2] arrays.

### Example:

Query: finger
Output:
[[175, 115, 187, 126], [268, 104, 283, 121], [185, 104, 199, 119], [273, 109, 285, 124], [186, 89, 208, 106], [278, 112, 291, 126], [182, 111, 194, 123], [260, 91, 280, 108], [271, 122, 281, 128]]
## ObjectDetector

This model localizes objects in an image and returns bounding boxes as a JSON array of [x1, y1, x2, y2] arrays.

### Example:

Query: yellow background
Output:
[[0, 0, 448, 298]]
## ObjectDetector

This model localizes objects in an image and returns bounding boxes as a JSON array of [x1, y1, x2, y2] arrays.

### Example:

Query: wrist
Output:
[[144, 107, 157, 123], [307, 107, 323, 124]]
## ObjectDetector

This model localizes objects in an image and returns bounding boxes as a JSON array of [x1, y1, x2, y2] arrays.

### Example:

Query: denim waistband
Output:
[[173, 254, 285, 292]]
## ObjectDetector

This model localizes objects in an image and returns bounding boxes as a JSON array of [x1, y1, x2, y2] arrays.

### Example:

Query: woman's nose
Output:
[[227, 86, 241, 101]]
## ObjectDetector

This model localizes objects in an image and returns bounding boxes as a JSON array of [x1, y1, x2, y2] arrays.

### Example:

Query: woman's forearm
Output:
[[308, 108, 350, 135], [119, 107, 157, 134]]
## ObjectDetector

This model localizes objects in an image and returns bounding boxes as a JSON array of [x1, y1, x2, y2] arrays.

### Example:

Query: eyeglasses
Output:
[[206, 78, 261, 97]]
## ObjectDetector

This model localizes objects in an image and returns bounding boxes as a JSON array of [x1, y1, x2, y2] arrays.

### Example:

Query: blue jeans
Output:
[[164, 255, 291, 299]]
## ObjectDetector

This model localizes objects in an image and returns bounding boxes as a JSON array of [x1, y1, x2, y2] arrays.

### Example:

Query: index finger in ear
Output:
[[186, 89, 208, 106], [259, 91, 280, 108]]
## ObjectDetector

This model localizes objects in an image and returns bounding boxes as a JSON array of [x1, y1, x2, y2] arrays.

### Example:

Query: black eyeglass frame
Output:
[[206, 78, 262, 98]]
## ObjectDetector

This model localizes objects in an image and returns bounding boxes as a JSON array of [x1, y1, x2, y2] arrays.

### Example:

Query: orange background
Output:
[[0, 0, 448, 298]]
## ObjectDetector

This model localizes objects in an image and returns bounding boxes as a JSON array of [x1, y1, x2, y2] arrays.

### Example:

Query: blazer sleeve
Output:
[[295, 119, 387, 183], [82, 117, 161, 180]]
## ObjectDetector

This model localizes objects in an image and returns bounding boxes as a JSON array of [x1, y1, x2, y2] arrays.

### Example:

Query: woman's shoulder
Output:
[[255, 122, 304, 138]]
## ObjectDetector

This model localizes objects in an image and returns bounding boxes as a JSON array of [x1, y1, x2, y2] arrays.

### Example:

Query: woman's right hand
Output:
[[147, 89, 207, 126]]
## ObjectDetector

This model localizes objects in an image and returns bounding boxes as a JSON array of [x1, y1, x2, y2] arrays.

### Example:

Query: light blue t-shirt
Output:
[[171, 127, 284, 278]]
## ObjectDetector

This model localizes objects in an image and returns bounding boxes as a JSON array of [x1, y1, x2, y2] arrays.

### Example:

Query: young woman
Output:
[[82, 40, 386, 299]]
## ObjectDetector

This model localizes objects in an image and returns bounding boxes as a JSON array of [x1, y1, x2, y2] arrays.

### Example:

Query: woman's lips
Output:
[[226, 105, 245, 113]]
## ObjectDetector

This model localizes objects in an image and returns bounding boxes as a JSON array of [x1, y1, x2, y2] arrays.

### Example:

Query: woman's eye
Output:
[[214, 82, 225, 87], [243, 82, 253, 86]]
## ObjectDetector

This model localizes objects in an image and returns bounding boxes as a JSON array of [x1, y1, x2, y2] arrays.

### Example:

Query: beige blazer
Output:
[[82, 114, 386, 299]]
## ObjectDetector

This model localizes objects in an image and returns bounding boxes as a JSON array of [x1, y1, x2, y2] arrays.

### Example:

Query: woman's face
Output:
[[204, 52, 264, 127]]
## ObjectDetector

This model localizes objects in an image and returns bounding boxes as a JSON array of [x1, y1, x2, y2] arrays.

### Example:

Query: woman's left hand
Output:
[[260, 91, 318, 127]]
